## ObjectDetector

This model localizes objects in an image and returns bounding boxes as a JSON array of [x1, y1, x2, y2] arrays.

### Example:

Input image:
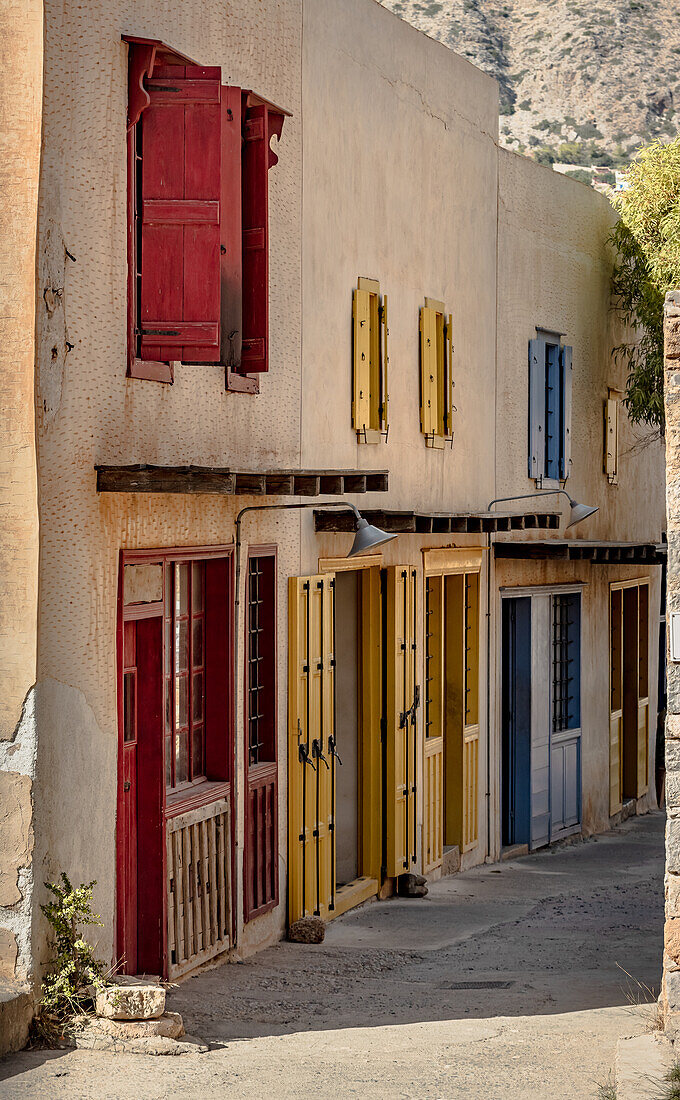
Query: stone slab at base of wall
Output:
[[616, 1033, 674, 1100], [0, 983, 33, 1057]]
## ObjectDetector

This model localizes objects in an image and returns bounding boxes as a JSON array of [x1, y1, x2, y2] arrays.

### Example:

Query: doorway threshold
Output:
[[501, 843, 529, 861], [333, 877, 378, 918]]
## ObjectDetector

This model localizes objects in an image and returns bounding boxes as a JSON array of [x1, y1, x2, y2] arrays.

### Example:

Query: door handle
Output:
[[312, 738, 329, 770], [328, 736, 343, 766], [123, 780, 131, 792]]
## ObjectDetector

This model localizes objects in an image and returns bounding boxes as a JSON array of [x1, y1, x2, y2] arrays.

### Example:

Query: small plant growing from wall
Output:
[[31, 874, 109, 1043]]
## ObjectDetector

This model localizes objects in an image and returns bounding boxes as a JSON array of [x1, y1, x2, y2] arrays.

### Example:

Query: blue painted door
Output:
[[501, 598, 532, 847]]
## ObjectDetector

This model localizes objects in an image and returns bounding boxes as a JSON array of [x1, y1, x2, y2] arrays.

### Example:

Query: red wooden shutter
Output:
[[140, 65, 222, 363], [240, 100, 284, 373]]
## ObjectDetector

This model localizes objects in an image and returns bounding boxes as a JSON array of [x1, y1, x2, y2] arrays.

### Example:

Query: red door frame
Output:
[[116, 545, 236, 976], [243, 545, 279, 922]]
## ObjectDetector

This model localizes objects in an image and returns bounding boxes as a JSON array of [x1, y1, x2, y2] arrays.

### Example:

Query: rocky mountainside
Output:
[[378, 0, 680, 172]]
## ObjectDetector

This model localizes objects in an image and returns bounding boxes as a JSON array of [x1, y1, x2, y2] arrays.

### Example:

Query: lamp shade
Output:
[[566, 498, 599, 530], [348, 517, 397, 557]]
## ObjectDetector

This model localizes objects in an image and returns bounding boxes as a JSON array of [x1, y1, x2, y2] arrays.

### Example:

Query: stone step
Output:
[[615, 1033, 674, 1099]]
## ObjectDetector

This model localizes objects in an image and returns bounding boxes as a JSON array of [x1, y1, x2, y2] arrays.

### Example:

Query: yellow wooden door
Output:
[[288, 574, 335, 923], [462, 573, 480, 851], [423, 575, 444, 874], [444, 572, 480, 853], [385, 566, 418, 877], [609, 588, 623, 815]]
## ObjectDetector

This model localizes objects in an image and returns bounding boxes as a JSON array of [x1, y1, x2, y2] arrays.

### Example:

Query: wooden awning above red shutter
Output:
[[138, 65, 222, 363]]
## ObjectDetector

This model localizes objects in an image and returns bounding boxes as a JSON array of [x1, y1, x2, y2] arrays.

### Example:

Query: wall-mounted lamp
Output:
[[487, 489, 598, 531]]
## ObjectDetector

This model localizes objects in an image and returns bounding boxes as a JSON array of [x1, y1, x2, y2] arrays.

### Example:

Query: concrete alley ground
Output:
[[0, 812, 664, 1099]]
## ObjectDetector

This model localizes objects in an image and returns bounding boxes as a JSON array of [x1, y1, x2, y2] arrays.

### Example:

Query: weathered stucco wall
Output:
[[300, 0, 499, 511], [495, 149, 664, 854], [0, 0, 42, 1003], [34, 0, 303, 966], [496, 149, 665, 544]]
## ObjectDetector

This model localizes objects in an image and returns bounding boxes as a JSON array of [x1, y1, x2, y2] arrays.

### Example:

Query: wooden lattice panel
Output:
[[166, 798, 231, 979]]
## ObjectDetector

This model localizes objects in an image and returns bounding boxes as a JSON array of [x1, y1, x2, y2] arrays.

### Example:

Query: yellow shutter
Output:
[[380, 293, 389, 433], [435, 309, 446, 439], [420, 306, 440, 446], [444, 314, 454, 440], [609, 588, 623, 814], [352, 288, 371, 436], [288, 574, 335, 923], [385, 566, 418, 877], [423, 575, 444, 874], [354, 279, 383, 443], [604, 398, 618, 484]]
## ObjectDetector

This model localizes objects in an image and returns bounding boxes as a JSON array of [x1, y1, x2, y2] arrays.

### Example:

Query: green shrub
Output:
[[565, 168, 592, 184], [39, 874, 107, 1019]]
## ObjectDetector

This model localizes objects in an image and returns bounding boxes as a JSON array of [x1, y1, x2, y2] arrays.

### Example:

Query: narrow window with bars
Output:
[[244, 551, 278, 922], [551, 592, 581, 732], [247, 555, 276, 766]]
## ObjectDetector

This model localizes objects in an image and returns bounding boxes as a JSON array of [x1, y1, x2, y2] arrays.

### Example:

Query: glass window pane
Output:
[[175, 562, 189, 616], [165, 677, 172, 733], [123, 672, 136, 743], [193, 672, 204, 721], [192, 726, 204, 778], [175, 729, 189, 784], [175, 619, 189, 672], [192, 562, 204, 612], [165, 735, 172, 788], [192, 618, 204, 667], [175, 675, 188, 727]]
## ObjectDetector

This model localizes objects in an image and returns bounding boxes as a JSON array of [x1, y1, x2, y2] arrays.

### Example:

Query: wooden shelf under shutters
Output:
[[96, 465, 389, 496], [314, 509, 560, 534]]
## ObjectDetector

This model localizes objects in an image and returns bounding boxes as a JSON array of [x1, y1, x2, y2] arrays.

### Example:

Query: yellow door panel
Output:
[[423, 575, 444, 873], [609, 588, 623, 815], [288, 574, 335, 923], [609, 713, 623, 816], [385, 566, 418, 877], [637, 701, 649, 796], [359, 567, 382, 880], [444, 572, 480, 852], [423, 737, 443, 873]]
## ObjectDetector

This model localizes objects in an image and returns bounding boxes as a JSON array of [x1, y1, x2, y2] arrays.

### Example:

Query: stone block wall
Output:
[[662, 290, 680, 1032]]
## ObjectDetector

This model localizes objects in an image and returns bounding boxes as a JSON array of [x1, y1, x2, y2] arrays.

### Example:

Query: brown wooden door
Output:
[[117, 614, 164, 976]]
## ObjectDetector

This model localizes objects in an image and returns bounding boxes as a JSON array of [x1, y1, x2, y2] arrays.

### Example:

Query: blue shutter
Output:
[[528, 338, 546, 479], [560, 344, 573, 480], [545, 342, 560, 481]]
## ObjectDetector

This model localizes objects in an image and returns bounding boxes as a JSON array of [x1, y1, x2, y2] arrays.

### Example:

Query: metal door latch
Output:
[[312, 738, 329, 770], [328, 736, 343, 766], [123, 780, 131, 792]]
